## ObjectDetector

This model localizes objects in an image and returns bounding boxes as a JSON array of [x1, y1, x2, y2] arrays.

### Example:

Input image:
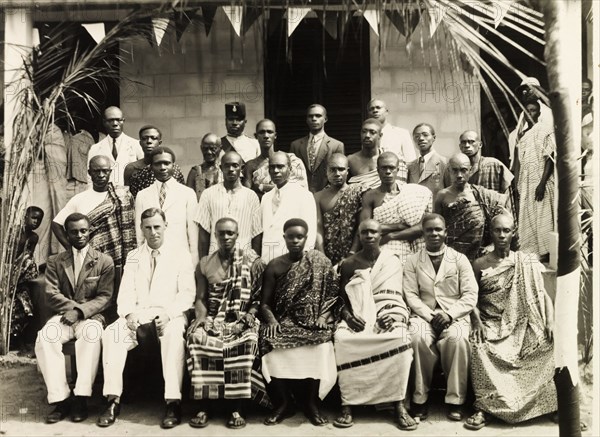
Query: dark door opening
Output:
[[264, 16, 371, 154]]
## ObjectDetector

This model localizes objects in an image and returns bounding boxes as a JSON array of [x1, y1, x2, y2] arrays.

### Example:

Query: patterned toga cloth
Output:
[[323, 184, 368, 266], [252, 153, 307, 191], [372, 183, 432, 264], [188, 163, 223, 201], [186, 249, 270, 407], [471, 251, 556, 423], [334, 250, 412, 405], [348, 170, 381, 189], [443, 185, 508, 262]]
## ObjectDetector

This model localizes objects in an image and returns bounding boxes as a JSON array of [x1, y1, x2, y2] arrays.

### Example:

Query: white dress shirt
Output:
[[87, 133, 143, 186], [380, 123, 416, 162], [225, 135, 261, 163]]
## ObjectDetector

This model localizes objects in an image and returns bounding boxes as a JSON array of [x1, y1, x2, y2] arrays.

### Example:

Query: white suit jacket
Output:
[[260, 181, 317, 263], [403, 246, 477, 323], [135, 178, 199, 266], [117, 242, 195, 320], [87, 133, 143, 186]]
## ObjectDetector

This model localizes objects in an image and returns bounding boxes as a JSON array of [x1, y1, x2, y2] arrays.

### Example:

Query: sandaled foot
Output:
[[264, 407, 295, 426], [307, 412, 328, 426], [189, 411, 208, 428], [446, 404, 464, 421], [410, 402, 429, 421], [333, 411, 354, 428], [464, 411, 488, 430], [397, 411, 418, 431], [226, 412, 246, 429]]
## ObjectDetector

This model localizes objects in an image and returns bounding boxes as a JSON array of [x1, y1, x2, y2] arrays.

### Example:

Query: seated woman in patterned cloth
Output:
[[466, 213, 556, 430]]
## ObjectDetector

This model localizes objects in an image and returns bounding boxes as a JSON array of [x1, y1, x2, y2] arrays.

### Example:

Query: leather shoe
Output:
[[46, 399, 71, 424], [161, 401, 182, 429], [70, 396, 88, 422], [96, 400, 120, 427]]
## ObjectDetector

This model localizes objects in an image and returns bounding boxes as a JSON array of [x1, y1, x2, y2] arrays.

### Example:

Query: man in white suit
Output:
[[261, 152, 317, 263], [98, 207, 195, 429], [403, 213, 477, 423], [87, 106, 143, 186], [135, 147, 199, 266]]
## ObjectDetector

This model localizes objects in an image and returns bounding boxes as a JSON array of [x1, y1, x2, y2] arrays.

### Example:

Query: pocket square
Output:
[[84, 276, 100, 282]]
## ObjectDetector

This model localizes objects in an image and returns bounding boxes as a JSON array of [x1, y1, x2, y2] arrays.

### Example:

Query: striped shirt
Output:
[[195, 182, 262, 254]]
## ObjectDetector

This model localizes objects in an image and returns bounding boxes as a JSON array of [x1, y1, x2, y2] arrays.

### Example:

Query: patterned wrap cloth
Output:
[[186, 249, 270, 407], [471, 251, 557, 423]]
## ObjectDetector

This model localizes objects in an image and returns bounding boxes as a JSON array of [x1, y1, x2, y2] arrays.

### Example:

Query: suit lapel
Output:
[[313, 135, 329, 170], [419, 154, 436, 183], [434, 248, 451, 282], [63, 252, 76, 290], [160, 180, 177, 211], [419, 249, 436, 281], [76, 248, 96, 288], [299, 137, 310, 168]]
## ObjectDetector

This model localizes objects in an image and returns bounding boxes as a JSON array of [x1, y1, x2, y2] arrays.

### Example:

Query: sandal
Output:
[[226, 412, 246, 429], [447, 404, 464, 421], [397, 412, 418, 431], [333, 411, 354, 428], [264, 407, 295, 426], [464, 411, 488, 430], [189, 411, 208, 428]]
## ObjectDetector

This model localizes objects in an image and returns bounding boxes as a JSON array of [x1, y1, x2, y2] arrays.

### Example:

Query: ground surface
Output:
[[0, 353, 595, 437]]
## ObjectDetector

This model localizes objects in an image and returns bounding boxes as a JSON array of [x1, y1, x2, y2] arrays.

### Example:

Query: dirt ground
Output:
[[0, 353, 595, 437]]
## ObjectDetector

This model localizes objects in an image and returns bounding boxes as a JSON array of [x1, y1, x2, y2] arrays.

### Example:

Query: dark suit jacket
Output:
[[44, 247, 115, 321], [290, 134, 344, 192], [407, 150, 447, 200]]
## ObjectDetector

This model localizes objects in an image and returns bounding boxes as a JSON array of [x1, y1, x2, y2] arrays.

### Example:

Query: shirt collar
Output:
[[420, 149, 435, 165], [309, 131, 326, 144], [72, 245, 90, 261], [220, 181, 243, 193]]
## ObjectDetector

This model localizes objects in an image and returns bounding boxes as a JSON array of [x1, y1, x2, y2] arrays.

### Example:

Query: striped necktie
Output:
[[159, 182, 167, 209]]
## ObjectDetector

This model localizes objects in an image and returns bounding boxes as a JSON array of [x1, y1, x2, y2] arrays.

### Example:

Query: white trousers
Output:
[[35, 315, 103, 403], [102, 314, 187, 400], [409, 316, 471, 405]]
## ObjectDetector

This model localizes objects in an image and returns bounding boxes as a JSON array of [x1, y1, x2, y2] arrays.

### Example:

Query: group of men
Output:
[[34, 95, 556, 431]]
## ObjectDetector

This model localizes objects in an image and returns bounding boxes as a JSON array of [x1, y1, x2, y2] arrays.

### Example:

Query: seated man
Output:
[[98, 208, 195, 429], [403, 213, 477, 422], [36, 213, 114, 424], [465, 213, 556, 430], [186, 218, 270, 430], [259, 219, 339, 426], [333, 219, 416, 431]]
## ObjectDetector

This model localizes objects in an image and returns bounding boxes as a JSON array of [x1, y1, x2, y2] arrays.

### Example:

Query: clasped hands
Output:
[[126, 311, 170, 336], [431, 311, 452, 334]]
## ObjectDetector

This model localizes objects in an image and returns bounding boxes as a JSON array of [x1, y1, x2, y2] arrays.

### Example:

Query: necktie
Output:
[[272, 188, 281, 214], [159, 182, 167, 209], [150, 249, 159, 277], [418, 156, 425, 177], [74, 250, 84, 283], [111, 137, 118, 160], [308, 136, 317, 171]]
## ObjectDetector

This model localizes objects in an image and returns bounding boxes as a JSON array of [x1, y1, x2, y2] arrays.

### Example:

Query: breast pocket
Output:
[[439, 270, 460, 295], [82, 276, 100, 299]]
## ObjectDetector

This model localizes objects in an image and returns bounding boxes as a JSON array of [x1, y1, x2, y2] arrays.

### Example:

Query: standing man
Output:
[[367, 98, 416, 162], [37, 213, 114, 424], [221, 102, 261, 164], [186, 133, 223, 200], [360, 152, 432, 264], [127, 126, 186, 198], [315, 153, 367, 266], [87, 106, 143, 186], [290, 104, 345, 192], [347, 119, 385, 189], [403, 213, 477, 422], [260, 219, 339, 426], [98, 208, 195, 429], [52, 155, 136, 311], [135, 147, 199, 266], [194, 151, 262, 256], [407, 123, 447, 199], [260, 152, 317, 263], [443, 130, 513, 194]]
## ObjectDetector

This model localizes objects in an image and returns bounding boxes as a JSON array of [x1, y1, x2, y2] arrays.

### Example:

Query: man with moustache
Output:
[[360, 152, 432, 264], [290, 104, 344, 192], [128, 126, 186, 198], [403, 213, 477, 422], [435, 153, 509, 262], [260, 152, 317, 263], [194, 151, 262, 256], [407, 123, 447, 199], [221, 102, 261, 164], [244, 119, 308, 199], [367, 98, 416, 162], [315, 153, 367, 266], [87, 106, 143, 186], [186, 133, 224, 200], [135, 147, 199, 266]]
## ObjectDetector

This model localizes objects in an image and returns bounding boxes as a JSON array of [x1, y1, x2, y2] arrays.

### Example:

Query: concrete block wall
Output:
[[120, 9, 264, 177], [370, 19, 480, 159]]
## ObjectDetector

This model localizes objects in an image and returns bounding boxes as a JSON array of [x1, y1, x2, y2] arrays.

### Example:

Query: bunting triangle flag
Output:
[[385, 9, 420, 38], [201, 5, 218, 36], [315, 11, 338, 39], [362, 8, 380, 36], [287, 7, 311, 37], [492, 0, 514, 28], [152, 18, 170, 47], [175, 9, 199, 42], [82, 23, 105, 44], [243, 6, 262, 35], [223, 5, 243, 37], [427, 0, 446, 37]]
